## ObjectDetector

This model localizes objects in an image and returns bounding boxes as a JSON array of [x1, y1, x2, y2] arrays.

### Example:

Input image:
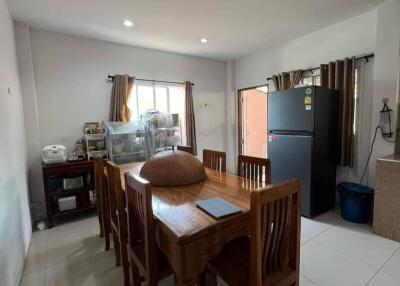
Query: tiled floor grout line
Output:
[[23, 215, 399, 286], [299, 223, 399, 286], [19, 236, 33, 286], [301, 224, 333, 246], [302, 274, 321, 286], [44, 230, 49, 286], [43, 230, 108, 273], [311, 236, 398, 273], [364, 245, 400, 285], [299, 226, 333, 286]]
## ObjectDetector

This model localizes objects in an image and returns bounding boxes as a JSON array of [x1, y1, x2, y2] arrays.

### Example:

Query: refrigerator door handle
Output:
[[269, 130, 314, 136]]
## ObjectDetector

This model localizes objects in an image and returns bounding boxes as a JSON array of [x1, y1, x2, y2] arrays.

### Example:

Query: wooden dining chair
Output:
[[205, 179, 301, 286], [93, 158, 104, 237], [105, 160, 130, 286], [238, 155, 271, 183], [177, 145, 194, 155], [94, 157, 111, 250], [203, 149, 226, 172], [124, 172, 173, 286]]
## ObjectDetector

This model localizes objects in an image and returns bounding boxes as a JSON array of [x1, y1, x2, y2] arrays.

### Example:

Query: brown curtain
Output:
[[109, 74, 134, 122], [320, 57, 355, 167], [184, 81, 197, 155], [272, 70, 303, 91], [396, 103, 400, 156]]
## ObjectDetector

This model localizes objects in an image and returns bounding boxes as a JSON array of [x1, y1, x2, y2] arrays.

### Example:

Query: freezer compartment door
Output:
[[268, 134, 313, 217], [268, 87, 315, 132]]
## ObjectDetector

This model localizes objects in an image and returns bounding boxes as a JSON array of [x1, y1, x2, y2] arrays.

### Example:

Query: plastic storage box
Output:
[[103, 121, 150, 164], [58, 196, 77, 212]]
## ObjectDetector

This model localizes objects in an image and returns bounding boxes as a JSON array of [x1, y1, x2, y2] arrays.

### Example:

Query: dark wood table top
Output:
[[117, 162, 266, 245]]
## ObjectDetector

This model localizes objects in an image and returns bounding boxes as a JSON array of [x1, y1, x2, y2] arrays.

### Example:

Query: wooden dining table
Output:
[[117, 162, 266, 286]]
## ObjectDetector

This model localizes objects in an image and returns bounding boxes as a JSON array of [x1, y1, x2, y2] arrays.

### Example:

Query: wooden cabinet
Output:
[[42, 160, 95, 227], [373, 155, 400, 242]]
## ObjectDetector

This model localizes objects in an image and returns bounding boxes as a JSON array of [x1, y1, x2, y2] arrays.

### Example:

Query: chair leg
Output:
[[203, 266, 218, 286], [121, 242, 130, 286], [102, 195, 111, 251], [131, 259, 141, 286], [97, 198, 104, 238], [103, 213, 111, 251], [290, 278, 299, 286], [112, 231, 121, 267], [104, 225, 110, 251], [148, 276, 157, 286], [98, 214, 104, 238], [197, 273, 205, 286], [148, 264, 157, 286]]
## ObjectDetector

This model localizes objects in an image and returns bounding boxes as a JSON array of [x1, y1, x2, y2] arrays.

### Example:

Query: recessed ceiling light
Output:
[[201, 38, 208, 44], [123, 20, 133, 27]]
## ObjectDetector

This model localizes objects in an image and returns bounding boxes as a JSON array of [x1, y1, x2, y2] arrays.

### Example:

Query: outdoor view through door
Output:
[[240, 85, 269, 158]]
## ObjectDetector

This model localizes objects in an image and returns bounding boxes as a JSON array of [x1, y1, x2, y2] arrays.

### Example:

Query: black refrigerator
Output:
[[268, 86, 339, 218]]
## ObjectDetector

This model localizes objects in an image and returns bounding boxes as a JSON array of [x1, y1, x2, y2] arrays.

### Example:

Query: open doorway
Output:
[[238, 85, 269, 158]]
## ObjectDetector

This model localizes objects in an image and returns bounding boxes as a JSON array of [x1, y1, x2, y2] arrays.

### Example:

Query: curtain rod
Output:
[[107, 75, 194, 86], [266, 53, 374, 81]]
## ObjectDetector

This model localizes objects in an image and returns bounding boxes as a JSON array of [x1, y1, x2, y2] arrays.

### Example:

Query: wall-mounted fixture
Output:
[[380, 101, 393, 138]]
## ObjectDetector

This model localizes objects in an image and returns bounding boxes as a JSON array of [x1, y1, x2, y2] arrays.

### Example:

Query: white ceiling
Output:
[[7, 0, 383, 60]]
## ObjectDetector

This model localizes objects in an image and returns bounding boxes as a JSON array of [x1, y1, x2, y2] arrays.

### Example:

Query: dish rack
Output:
[[141, 111, 182, 155], [84, 133, 108, 160]]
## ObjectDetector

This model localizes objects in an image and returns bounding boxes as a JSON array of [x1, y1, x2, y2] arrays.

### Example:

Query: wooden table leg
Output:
[[161, 241, 206, 286], [174, 272, 207, 286], [156, 214, 249, 286], [176, 278, 197, 286]]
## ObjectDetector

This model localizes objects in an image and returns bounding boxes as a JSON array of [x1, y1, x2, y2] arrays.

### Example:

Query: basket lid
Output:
[[139, 150, 206, 187]]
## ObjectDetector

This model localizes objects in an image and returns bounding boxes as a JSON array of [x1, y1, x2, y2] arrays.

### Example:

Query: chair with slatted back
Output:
[[203, 149, 226, 172], [205, 179, 301, 286], [176, 145, 194, 155], [94, 157, 111, 250], [105, 161, 130, 286], [93, 158, 104, 237], [238, 155, 271, 184], [124, 172, 173, 286]]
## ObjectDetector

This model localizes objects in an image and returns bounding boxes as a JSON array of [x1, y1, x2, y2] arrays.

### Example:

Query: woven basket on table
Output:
[[139, 150, 207, 187]]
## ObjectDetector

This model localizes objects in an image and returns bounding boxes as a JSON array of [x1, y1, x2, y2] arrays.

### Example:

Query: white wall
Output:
[[235, 10, 378, 90], [0, 0, 32, 285], [15, 27, 227, 220], [232, 9, 378, 186], [368, 0, 400, 186], [14, 22, 44, 220], [233, 1, 400, 188]]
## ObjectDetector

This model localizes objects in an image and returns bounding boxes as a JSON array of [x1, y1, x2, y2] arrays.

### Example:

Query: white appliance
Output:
[[41, 145, 67, 164], [63, 176, 84, 190], [58, 196, 77, 212]]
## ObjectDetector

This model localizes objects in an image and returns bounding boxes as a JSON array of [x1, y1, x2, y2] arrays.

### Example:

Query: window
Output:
[[353, 67, 359, 135], [301, 66, 361, 137], [353, 63, 365, 142], [301, 70, 321, 86], [127, 81, 186, 144]]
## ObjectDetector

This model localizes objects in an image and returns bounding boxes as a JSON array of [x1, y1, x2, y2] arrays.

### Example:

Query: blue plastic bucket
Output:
[[337, 182, 374, 223]]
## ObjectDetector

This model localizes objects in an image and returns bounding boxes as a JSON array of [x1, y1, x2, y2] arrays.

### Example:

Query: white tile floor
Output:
[[20, 209, 400, 286]]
